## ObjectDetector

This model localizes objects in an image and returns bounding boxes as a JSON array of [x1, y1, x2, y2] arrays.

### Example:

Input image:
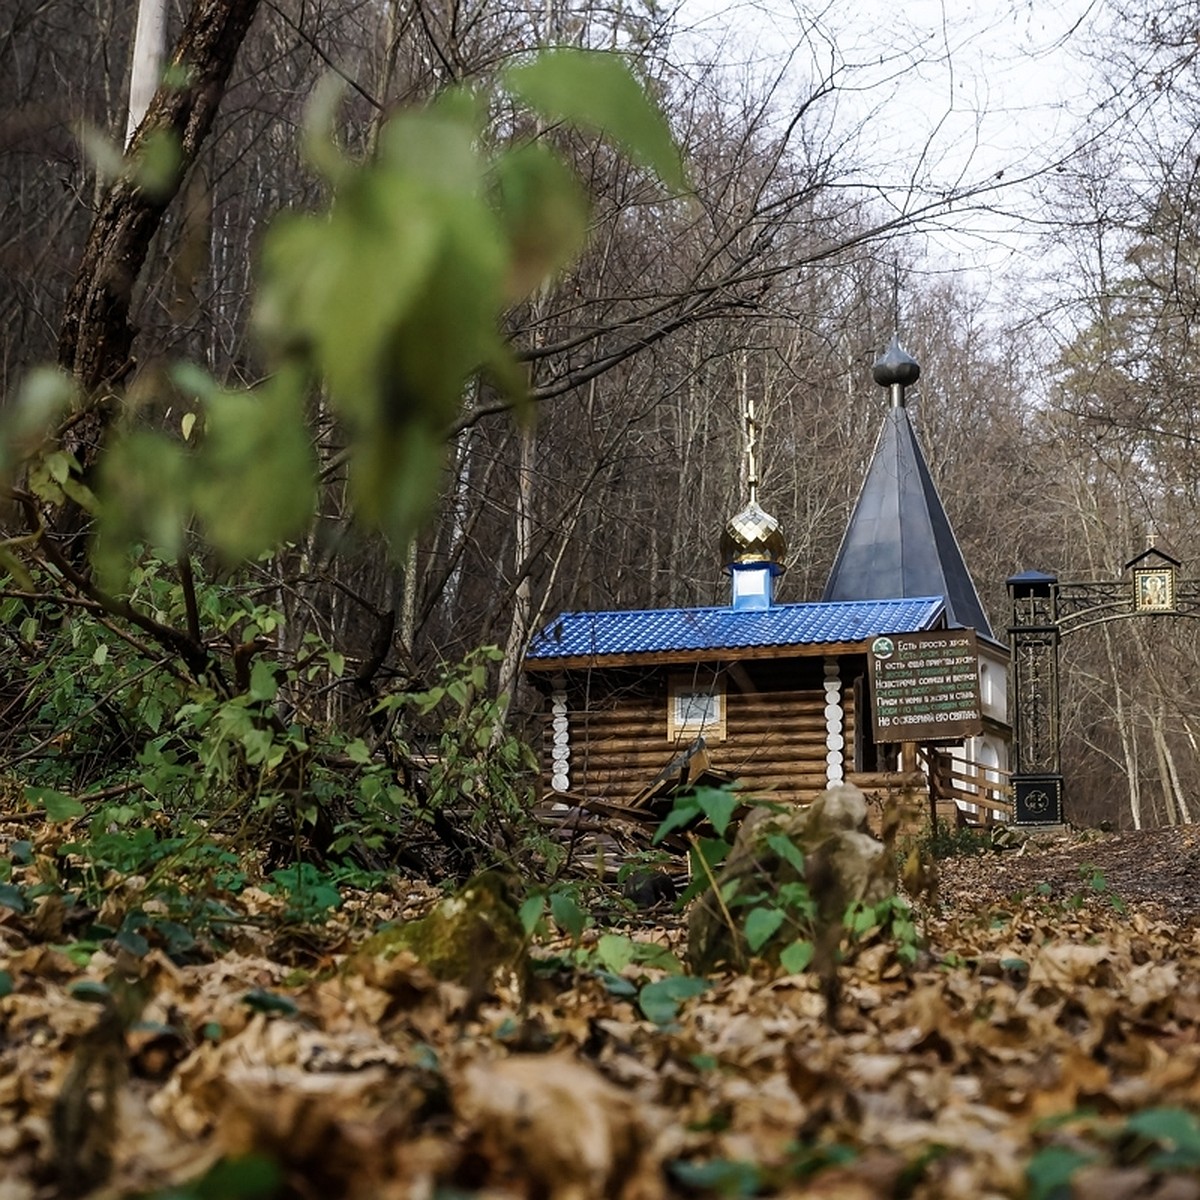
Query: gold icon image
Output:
[[1134, 568, 1174, 612]]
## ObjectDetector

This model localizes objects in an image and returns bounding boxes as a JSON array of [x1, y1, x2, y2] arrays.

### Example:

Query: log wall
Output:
[[540, 658, 866, 808]]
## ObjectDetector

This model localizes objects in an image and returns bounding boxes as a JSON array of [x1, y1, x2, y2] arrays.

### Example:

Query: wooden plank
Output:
[[525, 640, 876, 673], [586, 733, 835, 754], [576, 704, 834, 725], [847, 771, 927, 789]]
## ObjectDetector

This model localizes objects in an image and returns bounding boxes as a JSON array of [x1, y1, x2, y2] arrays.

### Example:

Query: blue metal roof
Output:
[[526, 596, 945, 663]]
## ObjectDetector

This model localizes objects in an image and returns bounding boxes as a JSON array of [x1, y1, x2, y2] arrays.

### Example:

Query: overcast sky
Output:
[[681, 0, 1107, 310]]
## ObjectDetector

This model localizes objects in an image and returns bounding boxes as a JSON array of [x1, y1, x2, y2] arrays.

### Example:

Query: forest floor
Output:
[[939, 822, 1200, 924], [5, 819, 1200, 1199]]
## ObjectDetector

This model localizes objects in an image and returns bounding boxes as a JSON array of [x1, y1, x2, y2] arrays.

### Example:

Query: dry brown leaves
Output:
[[5, 829, 1200, 1198]]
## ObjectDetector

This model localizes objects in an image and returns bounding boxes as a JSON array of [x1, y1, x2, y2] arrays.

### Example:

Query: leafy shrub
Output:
[[660, 785, 920, 975], [922, 819, 992, 859]]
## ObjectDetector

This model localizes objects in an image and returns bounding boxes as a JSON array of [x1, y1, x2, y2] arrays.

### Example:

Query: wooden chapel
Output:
[[523, 339, 1011, 824]]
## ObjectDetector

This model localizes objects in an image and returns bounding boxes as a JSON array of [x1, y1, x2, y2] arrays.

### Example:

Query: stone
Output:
[[354, 871, 526, 996]]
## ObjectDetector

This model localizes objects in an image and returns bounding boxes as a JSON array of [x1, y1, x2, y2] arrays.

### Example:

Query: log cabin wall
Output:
[[540, 656, 863, 808]]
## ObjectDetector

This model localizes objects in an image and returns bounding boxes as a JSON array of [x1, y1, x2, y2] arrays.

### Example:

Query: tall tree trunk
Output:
[[58, 0, 261, 421], [493, 420, 537, 738]]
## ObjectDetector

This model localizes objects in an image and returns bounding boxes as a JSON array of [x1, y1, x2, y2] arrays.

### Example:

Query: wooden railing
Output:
[[922, 748, 1012, 825]]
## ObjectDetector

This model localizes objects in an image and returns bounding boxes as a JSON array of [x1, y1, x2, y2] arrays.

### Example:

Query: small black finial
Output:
[[872, 335, 921, 387], [872, 335, 920, 408]]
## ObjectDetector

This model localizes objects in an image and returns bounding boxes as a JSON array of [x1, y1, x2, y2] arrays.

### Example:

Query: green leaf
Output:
[[269, 865, 341, 916], [518, 894, 545, 936], [256, 155, 439, 411], [130, 128, 182, 198], [0, 884, 26, 914], [299, 74, 352, 183], [505, 49, 686, 191], [492, 141, 588, 300], [0, 970, 12, 998], [777, 882, 816, 918], [27, 786, 85, 822], [192, 375, 316, 563], [344, 738, 373, 765], [850, 904, 877, 935], [669, 1158, 762, 1197], [550, 890, 588, 941], [57, 941, 102, 967], [10, 366, 77, 434], [158, 921, 198, 961], [78, 123, 126, 183], [638, 975, 709, 1025], [185, 1152, 283, 1200], [0, 367, 76, 482], [743, 906, 786, 954], [629, 941, 683, 974], [170, 361, 219, 401], [69, 980, 112, 1004], [248, 659, 279, 703], [653, 794, 701, 845], [0, 547, 33, 591], [45, 449, 71, 484], [242, 989, 299, 1017], [350, 425, 448, 552], [1128, 1107, 1200, 1163], [595, 970, 638, 998], [680, 838, 731, 903], [694, 786, 738, 839], [1025, 1145, 1096, 1200], [115, 927, 150, 958], [240, 727, 278, 766], [766, 832, 806, 874], [596, 933, 636, 974], [93, 431, 190, 582], [779, 939, 815, 974]]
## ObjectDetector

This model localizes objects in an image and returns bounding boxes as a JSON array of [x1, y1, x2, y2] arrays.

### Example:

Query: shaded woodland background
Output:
[[6, 0, 1200, 830]]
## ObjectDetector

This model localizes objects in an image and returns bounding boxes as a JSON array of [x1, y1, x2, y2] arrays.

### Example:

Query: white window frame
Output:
[[667, 675, 726, 742]]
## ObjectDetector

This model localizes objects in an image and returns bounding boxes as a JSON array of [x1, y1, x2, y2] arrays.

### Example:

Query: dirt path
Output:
[[937, 823, 1200, 922]]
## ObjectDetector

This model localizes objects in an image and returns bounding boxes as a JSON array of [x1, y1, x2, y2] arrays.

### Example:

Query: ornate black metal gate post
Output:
[[1008, 570, 1065, 825]]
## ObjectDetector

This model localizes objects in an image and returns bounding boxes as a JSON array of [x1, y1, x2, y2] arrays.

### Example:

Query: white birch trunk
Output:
[[126, 0, 168, 148], [1164, 728, 1194, 825], [491, 420, 536, 742], [1151, 706, 1178, 825], [440, 427, 475, 626]]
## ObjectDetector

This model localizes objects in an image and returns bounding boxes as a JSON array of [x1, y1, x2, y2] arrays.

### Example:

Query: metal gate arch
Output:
[[1008, 545, 1200, 825]]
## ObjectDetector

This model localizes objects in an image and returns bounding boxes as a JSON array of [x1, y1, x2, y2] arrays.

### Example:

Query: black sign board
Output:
[[1013, 774, 1063, 825], [868, 628, 983, 743]]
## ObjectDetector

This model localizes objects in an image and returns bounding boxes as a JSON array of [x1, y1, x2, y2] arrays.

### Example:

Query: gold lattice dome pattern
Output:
[[721, 501, 787, 567]]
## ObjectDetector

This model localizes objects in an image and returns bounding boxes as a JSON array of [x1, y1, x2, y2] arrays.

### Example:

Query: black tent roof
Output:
[[821, 342, 994, 639]]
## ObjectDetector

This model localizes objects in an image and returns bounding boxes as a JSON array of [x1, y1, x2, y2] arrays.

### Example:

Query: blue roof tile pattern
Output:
[[526, 596, 945, 663]]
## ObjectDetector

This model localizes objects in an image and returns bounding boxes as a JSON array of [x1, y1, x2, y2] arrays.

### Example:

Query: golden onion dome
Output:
[[721, 500, 787, 570]]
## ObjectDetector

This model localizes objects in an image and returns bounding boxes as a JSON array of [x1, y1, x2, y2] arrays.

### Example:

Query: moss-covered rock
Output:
[[356, 872, 527, 994]]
